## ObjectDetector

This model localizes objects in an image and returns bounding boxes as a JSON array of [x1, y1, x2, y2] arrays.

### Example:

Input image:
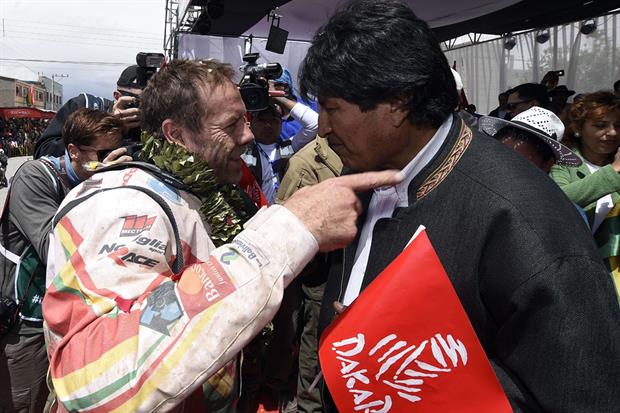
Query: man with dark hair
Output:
[[488, 91, 510, 119], [42, 59, 400, 412], [614, 79, 620, 97], [34, 65, 143, 158], [506, 82, 550, 118], [548, 85, 576, 115], [299, 1, 620, 412], [480, 106, 581, 173], [243, 94, 318, 204]]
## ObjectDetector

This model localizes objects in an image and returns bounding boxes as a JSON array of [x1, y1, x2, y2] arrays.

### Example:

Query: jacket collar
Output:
[[313, 137, 342, 176]]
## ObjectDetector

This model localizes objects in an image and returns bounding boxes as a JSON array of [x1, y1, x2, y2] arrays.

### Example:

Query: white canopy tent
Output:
[[176, 0, 619, 112]]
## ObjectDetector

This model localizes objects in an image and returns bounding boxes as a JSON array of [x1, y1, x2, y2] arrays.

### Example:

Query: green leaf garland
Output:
[[139, 132, 248, 246]]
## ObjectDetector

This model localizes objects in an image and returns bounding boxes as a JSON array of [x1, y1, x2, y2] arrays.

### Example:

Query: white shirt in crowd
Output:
[[582, 158, 613, 233], [254, 102, 319, 204], [342, 116, 454, 306]]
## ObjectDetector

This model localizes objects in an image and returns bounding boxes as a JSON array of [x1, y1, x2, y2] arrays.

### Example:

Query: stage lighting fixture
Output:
[[580, 19, 597, 35], [265, 8, 288, 54], [191, 11, 212, 35], [535, 30, 550, 44], [207, 0, 224, 19], [504, 35, 516, 50]]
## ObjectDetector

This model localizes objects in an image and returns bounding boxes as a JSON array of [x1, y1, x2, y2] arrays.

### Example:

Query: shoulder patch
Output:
[[148, 178, 182, 205]]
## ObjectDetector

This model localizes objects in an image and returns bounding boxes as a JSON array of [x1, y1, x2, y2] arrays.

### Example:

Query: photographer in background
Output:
[[549, 85, 576, 115], [242, 82, 319, 204], [273, 69, 319, 141], [34, 65, 144, 158], [506, 82, 550, 119], [0, 108, 130, 413]]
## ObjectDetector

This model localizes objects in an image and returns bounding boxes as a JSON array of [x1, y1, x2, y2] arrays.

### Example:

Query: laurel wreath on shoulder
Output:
[[139, 132, 248, 247]]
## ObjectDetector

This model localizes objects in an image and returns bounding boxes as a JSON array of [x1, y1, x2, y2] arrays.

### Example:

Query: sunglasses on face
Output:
[[78, 146, 116, 162], [506, 99, 534, 111]]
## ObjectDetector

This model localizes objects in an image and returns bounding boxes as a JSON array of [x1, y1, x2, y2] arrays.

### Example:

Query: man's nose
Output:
[[318, 114, 332, 137], [240, 121, 254, 145]]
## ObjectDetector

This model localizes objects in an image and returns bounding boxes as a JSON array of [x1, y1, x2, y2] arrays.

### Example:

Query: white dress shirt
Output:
[[342, 116, 453, 305], [249, 102, 319, 204]]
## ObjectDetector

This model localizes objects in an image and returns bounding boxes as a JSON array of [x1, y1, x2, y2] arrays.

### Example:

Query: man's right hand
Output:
[[284, 170, 403, 252], [113, 96, 142, 130]]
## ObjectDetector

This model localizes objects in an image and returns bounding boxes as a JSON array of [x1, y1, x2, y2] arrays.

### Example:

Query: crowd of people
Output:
[[0, 1, 619, 413], [0, 117, 48, 157]]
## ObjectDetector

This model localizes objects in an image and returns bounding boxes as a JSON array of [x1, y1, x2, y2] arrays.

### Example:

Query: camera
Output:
[[239, 53, 282, 112], [0, 295, 19, 337], [136, 52, 165, 89], [121, 91, 141, 109]]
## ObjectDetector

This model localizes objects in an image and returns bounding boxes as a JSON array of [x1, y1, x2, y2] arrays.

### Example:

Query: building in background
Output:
[[0, 75, 63, 111], [39, 76, 64, 111]]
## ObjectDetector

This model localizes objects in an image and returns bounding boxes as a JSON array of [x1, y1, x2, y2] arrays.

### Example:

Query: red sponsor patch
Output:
[[177, 258, 237, 317], [120, 215, 157, 237]]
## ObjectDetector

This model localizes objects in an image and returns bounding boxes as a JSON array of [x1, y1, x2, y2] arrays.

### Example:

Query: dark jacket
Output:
[[34, 93, 114, 158], [319, 114, 620, 412], [244, 139, 295, 188]]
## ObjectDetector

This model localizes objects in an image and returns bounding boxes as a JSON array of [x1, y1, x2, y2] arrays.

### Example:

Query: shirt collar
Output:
[[373, 115, 453, 207]]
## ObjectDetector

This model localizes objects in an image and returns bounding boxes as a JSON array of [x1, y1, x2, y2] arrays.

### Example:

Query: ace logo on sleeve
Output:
[[319, 228, 512, 413]]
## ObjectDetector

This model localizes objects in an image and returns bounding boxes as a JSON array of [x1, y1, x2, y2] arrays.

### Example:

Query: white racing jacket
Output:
[[42, 166, 318, 412]]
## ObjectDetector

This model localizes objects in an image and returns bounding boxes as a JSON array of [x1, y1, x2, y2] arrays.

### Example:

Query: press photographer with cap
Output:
[[243, 84, 319, 204], [34, 65, 144, 158]]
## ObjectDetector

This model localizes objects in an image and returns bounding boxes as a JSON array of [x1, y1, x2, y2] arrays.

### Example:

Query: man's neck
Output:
[[255, 137, 279, 146], [387, 124, 442, 170]]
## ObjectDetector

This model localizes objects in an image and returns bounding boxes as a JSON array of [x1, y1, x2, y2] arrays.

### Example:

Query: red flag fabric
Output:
[[239, 161, 269, 208], [319, 228, 512, 413]]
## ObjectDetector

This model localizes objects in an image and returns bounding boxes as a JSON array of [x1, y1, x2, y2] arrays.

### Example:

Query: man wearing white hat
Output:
[[479, 106, 582, 173]]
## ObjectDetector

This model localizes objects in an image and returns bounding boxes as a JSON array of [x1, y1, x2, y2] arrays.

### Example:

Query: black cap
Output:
[[117, 65, 141, 89]]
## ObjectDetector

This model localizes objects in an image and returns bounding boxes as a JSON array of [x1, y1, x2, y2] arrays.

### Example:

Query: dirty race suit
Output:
[[42, 166, 318, 412]]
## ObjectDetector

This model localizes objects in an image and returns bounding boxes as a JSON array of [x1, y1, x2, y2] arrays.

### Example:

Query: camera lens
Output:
[[245, 91, 261, 107]]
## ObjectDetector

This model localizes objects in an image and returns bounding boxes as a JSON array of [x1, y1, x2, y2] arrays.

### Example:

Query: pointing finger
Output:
[[333, 170, 403, 193]]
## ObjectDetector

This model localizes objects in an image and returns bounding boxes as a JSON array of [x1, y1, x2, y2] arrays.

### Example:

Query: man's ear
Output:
[[161, 119, 188, 149], [67, 143, 80, 160], [113, 90, 122, 101], [389, 98, 410, 127]]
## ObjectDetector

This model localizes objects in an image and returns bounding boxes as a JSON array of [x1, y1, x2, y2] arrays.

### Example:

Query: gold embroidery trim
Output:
[[416, 120, 473, 200]]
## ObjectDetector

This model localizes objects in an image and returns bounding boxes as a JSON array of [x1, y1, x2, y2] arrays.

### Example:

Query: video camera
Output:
[[122, 52, 165, 110], [136, 52, 165, 89], [239, 53, 282, 112]]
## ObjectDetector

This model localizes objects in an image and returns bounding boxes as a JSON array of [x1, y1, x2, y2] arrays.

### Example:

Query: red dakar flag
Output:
[[319, 228, 512, 413]]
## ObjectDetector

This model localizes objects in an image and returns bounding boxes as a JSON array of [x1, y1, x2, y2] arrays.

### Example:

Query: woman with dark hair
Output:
[[550, 91, 620, 295]]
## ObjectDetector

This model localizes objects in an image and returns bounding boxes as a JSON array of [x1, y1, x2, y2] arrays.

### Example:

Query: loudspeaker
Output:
[[266, 25, 288, 54]]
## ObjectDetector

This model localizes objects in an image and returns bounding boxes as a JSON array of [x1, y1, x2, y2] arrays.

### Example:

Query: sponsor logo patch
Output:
[[177, 259, 236, 317], [220, 251, 239, 265], [147, 178, 182, 205], [140, 282, 183, 335], [100, 243, 160, 268], [230, 236, 269, 268], [120, 215, 156, 237]]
